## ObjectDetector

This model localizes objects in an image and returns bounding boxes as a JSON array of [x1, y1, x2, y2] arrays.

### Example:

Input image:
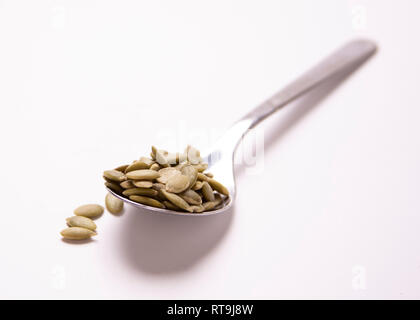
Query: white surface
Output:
[[1, 0, 419, 299]]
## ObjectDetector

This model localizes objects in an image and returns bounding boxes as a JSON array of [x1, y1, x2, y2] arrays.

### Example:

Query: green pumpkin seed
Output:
[[74, 204, 104, 219], [180, 189, 202, 205], [208, 178, 229, 196], [204, 172, 214, 178], [190, 205, 205, 213], [120, 180, 135, 189], [105, 193, 124, 214], [163, 201, 181, 211], [129, 195, 165, 208], [193, 163, 208, 172], [105, 182, 124, 194], [66, 216, 97, 231], [203, 201, 217, 211], [151, 146, 158, 157], [139, 157, 154, 166], [197, 172, 210, 182], [123, 188, 158, 197], [150, 163, 160, 171], [61, 227, 97, 240], [157, 167, 181, 184], [161, 190, 193, 212], [185, 145, 202, 164], [126, 169, 160, 180], [201, 181, 215, 202], [165, 174, 190, 193], [181, 165, 198, 188], [103, 170, 126, 182], [192, 181, 203, 190], [125, 160, 151, 173], [114, 164, 129, 172], [132, 180, 153, 188]]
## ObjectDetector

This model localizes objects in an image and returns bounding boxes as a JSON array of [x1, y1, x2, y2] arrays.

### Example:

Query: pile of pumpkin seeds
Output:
[[60, 194, 124, 240], [103, 146, 229, 213]]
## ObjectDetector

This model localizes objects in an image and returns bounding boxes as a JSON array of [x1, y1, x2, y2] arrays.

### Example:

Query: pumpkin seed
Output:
[[105, 193, 124, 214], [132, 180, 153, 188], [114, 164, 129, 172], [103, 170, 126, 182], [203, 201, 217, 211], [157, 167, 181, 184], [139, 156, 154, 166], [129, 195, 165, 208], [185, 145, 202, 164], [181, 165, 198, 188], [165, 174, 190, 193], [201, 181, 215, 202], [126, 169, 160, 180], [193, 163, 208, 172], [151, 146, 158, 157], [61, 227, 97, 240], [190, 204, 205, 213], [180, 189, 202, 205], [204, 172, 214, 178], [197, 172, 210, 182], [125, 160, 150, 173], [152, 183, 165, 191], [123, 188, 158, 197], [150, 163, 160, 171], [105, 182, 124, 194], [74, 204, 104, 219], [192, 181, 203, 190], [66, 216, 97, 231], [161, 190, 193, 212], [208, 178, 229, 196], [120, 180, 135, 189], [163, 201, 181, 211]]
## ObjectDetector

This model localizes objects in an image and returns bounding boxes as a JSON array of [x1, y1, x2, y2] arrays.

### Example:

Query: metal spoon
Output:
[[107, 39, 377, 216]]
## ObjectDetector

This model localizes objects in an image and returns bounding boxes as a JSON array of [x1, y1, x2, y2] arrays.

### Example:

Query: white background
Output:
[[1, 0, 419, 299]]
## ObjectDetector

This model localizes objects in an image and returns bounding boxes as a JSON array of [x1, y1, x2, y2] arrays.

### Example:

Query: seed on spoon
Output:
[[161, 190, 193, 212], [208, 178, 229, 196], [192, 181, 203, 190], [120, 180, 135, 189], [157, 167, 181, 184], [197, 173, 210, 182], [201, 181, 215, 202], [150, 163, 160, 171], [165, 174, 190, 193], [126, 169, 160, 180], [124, 160, 151, 173], [132, 180, 153, 188], [103, 170, 126, 182], [163, 201, 181, 211], [181, 165, 198, 188], [122, 188, 158, 197], [105, 182, 124, 194], [129, 195, 165, 208], [114, 164, 129, 172], [180, 189, 202, 205]]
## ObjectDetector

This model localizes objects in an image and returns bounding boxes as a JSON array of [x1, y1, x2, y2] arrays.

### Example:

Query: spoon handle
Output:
[[241, 39, 377, 129]]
